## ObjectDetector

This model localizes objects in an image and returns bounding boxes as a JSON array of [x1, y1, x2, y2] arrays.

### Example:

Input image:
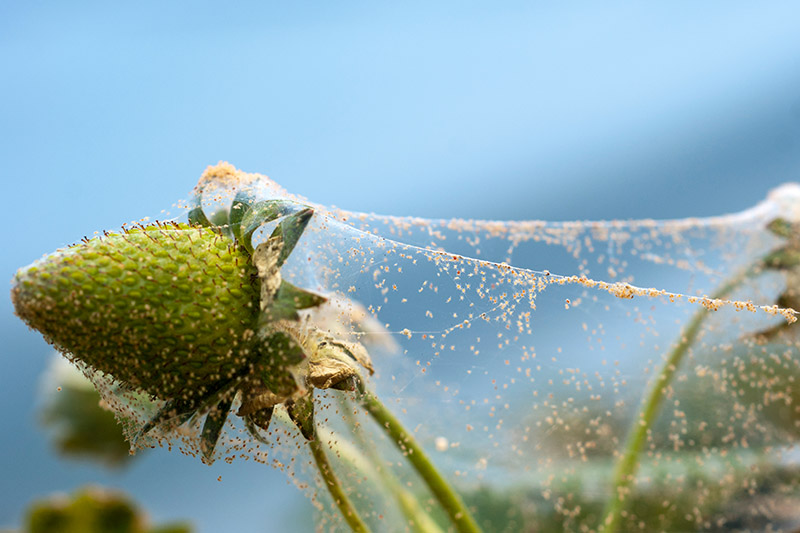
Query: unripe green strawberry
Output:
[[12, 222, 260, 400]]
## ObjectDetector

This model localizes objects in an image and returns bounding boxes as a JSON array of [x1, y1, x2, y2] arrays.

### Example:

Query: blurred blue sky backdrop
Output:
[[2, 2, 800, 531]]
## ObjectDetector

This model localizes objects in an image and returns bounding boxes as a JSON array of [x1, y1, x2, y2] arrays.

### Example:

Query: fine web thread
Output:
[[81, 164, 800, 531]]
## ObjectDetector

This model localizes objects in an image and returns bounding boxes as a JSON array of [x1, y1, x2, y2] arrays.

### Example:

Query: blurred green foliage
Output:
[[463, 458, 800, 532], [21, 487, 191, 533], [39, 358, 137, 468]]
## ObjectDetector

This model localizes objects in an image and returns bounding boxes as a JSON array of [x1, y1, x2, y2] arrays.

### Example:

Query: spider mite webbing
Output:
[[14, 162, 800, 531]]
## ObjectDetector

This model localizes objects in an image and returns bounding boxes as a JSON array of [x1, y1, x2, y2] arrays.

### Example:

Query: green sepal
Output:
[[272, 208, 314, 268], [244, 408, 274, 445], [332, 375, 364, 393], [287, 393, 315, 441], [763, 247, 800, 270], [187, 378, 242, 423], [258, 332, 306, 397], [244, 417, 267, 444], [200, 394, 234, 463], [133, 377, 242, 446], [260, 331, 306, 365], [249, 407, 275, 433], [767, 218, 795, 239], [187, 194, 212, 228], [261, 368, 298, 398], [207, 210, 227, 227], [263, 281, 327, 322], [240, 200, 307, 253], [229, 190, 256, 244], [207, 210, 233, 240], [132, 398, 197, 445]]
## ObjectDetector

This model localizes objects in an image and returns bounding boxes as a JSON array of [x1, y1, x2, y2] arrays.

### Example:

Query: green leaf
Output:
[[208, 209, 229, 226], [767, 218, 795, 239], [258, 332, 306, 397], [134, 376, 243, 447], [332, 375, 362, 393], [228, 190, 255, 243], [200, 394, 234, 463], [40, 377, 136, 467], [27, 489, 139, 533], [187, 194, 211, 228], [264, 281, 327, 322], [287, 394, 315, 441], [244, 408, 274, 444], [763, 247, 800, 270], [207, 210, 234, 240], [133, 398, 197, 445], [273, 208, 314, 268], [240, 199, 307, 253], [261, 331, 306, 365]]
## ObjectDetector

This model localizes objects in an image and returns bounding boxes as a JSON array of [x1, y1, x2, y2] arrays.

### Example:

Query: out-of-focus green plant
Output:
[[739, 218, 800, 437], [463, 456, 800, 532], [600, 217, 800, 533], [39, 357, 143, 468], [20, 486, 191, 533]]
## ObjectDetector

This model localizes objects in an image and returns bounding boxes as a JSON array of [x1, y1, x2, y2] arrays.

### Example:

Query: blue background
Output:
[[2, 2, 800, 531]]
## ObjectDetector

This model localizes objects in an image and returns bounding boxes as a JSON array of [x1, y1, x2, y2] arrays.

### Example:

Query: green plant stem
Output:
[[339, 397, 443, 533], [599, 268, 756, 533], [360, 391, 482, 533], [308, 429, 370, 533]]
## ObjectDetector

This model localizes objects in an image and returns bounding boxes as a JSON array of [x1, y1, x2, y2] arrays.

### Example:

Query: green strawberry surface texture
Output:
[[12, 223, 260, 400]]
